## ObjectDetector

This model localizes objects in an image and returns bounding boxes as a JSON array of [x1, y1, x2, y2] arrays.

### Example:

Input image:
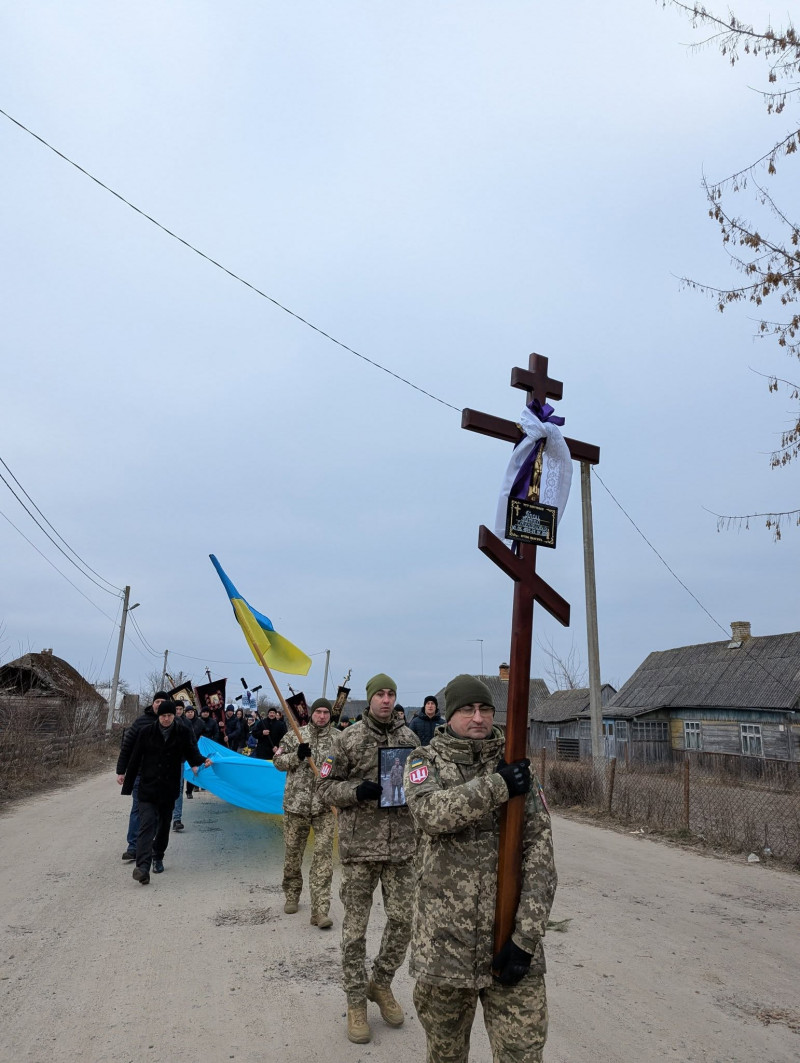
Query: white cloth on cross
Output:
[[494, 404, 572, 541]]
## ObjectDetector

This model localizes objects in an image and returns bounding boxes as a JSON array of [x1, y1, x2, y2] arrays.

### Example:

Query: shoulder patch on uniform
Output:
[[320, 756, 334, 778], [408, 764, 429, 785], [408, 755, 424, 768]]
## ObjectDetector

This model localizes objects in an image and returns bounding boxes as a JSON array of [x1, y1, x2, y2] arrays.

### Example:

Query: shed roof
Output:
[[0, 651, 105, 705], [534, 684, 617, 723], [606, 632, 800, 719]]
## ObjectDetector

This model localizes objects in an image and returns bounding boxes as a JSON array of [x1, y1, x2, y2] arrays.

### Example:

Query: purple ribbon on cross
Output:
[[509, 398, 566, 500]]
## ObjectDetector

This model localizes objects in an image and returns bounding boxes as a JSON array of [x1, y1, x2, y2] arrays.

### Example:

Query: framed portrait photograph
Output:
[[379, 747, 414, 808]]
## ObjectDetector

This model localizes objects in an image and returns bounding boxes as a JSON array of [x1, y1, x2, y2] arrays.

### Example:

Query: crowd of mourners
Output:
[[114, 677, 556, 1063]]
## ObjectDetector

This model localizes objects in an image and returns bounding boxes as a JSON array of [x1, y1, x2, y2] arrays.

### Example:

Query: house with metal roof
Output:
[[603, 622, 800, 763], [530, 683, 617, 759]]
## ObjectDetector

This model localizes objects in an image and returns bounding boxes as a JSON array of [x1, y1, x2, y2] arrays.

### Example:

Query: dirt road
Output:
[[1, 771, 798, 1062]]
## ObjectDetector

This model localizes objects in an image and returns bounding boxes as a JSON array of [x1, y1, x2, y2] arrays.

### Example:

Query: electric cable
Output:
[[0, 107, 461, 414], [0, 453, 122, 594]]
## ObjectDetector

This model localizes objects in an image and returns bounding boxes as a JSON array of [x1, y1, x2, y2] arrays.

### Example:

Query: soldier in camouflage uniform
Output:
[[404, 674, 557, 1063], [317, 672, 420, 1044], [273, 698, 338, 928]]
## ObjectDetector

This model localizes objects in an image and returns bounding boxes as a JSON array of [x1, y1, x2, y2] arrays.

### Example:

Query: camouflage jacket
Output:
[[404, 726, 557, 989], [316, 711, 420, 863], [273, 721, 338, 818]]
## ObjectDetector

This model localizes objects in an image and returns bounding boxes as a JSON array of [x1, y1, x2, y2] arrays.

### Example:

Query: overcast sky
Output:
[[2, 1, 797, 707]]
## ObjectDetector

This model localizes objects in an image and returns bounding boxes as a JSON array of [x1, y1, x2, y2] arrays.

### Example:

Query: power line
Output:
[[0, 454, 122, 594], [0, 503, 119, 623], [0, 107, 461, 414], [0, 461, 121, 597], [592, 468, 800, 702]]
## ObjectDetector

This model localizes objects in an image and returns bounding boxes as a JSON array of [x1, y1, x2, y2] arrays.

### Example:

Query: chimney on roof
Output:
[[41, 648, 53, 655], [730, 621, 752, 644], [498, 663, 510, 682]]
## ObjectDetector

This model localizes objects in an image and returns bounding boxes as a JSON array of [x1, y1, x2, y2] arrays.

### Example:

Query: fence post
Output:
[[607, 756, 616, 814], [683, 757, 690, 829], [539, 746, 546, 788]]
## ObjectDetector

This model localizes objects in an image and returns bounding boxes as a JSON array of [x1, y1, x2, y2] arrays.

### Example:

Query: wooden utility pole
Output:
[[462, 353, 599, 954], [581, 462, 604, 763], [107, 586, 131, 732], [322, 650, 330, 699]]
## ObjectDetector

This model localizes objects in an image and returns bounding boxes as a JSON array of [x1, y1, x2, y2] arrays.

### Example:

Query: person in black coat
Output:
[[409, 696, 446, 747], [223, 706, 244, 751], [182, 705, 205, 798], [120, 700, 210, 884], [198, 706, 222, 743], [250, 708, 285, 760], [115, 691, 169, 860]]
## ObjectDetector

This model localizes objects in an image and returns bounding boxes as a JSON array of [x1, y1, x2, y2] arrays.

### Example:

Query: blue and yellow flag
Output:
[[209, 554, 312, 676]]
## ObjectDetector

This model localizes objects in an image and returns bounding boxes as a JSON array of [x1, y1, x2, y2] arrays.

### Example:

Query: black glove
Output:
[[297, 742, 311, 761], [355, 780, 382, 802], [492, 938, 532, 986], [497, 757, 531, 799]]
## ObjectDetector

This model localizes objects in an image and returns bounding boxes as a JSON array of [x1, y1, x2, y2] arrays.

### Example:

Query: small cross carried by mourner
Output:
[[462, 352, 600, 959]]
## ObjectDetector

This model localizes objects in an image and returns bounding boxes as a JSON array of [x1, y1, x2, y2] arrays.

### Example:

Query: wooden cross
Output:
[[462, 352, 600, 956]]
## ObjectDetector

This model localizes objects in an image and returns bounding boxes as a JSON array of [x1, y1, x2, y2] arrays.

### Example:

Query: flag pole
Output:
[[250, 643, 319, 777]]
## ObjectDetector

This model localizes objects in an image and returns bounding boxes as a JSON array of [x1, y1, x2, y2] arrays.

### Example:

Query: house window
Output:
[[546, 726, 560, 741], [740, 724, 763, 757], [631, 720, 669, 741], [684, 721, 702, 750]]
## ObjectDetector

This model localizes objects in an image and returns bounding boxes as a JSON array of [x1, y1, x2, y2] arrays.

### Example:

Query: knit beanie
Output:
[[366, 673, 397, 703], [310, 697, 332, 711], [444, 675, 494, 721], [157, 699, 179, 717], [424, 695, 438, 708], [154, 690, 170, 701]]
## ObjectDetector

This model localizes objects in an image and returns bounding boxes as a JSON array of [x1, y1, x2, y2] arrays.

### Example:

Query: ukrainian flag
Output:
[[209, 554, 312, 676]]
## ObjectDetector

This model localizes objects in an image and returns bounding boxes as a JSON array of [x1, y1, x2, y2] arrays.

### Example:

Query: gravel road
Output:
[[1, 771, 798, 1062]]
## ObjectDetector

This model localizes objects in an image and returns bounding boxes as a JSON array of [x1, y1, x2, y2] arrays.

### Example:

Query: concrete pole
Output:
[[580, 464, 604, 763], [107, 586, 130, 732], [322, 650, 330, 699], [160, 650, 169, 690]]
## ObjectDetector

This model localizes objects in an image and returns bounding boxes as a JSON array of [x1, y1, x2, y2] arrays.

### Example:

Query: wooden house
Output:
[[530, 684, 617, 759], [0, 650, 108, 734], [604, 623, 800, 763]]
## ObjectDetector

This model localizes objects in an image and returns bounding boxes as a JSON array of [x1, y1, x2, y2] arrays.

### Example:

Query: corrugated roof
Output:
[[606, 632, 800, 719], [534, 684, 617, 723]]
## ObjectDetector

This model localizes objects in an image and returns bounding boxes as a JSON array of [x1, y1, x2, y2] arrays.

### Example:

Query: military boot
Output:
[[366, 979, 404, 1027], [347, 1003, 371, 1044], [311, 911, 333, 929], [283, 897, 299, 914]]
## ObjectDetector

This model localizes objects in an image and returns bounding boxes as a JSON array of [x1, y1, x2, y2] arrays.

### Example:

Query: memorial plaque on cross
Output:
[[462, 352, 600, 956]]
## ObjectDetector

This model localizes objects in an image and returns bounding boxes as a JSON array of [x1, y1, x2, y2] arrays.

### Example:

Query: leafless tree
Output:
[[537, 635, 587, 691], [664, 2, 800, 535]]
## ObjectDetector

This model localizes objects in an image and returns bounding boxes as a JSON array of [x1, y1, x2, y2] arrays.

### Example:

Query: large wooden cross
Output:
[[462, 352, 599, 955]]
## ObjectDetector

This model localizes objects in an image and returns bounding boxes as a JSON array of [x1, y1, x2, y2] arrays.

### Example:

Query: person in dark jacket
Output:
[[199, 706, 222, 743], [115, 691, 169, 860], [249, 708, 284, 760], [183, 705, 205, 797], [120, 700, 210, 884], [409, 696, 445, 747], [223, 706, 244, 751]]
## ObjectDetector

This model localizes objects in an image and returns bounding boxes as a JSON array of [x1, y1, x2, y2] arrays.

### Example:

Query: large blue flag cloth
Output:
[[183, 737, 285, 814]]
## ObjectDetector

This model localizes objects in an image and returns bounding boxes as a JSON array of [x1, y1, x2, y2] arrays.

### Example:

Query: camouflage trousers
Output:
[[340, 859, 413, 1004], [282, 810, 335, 914], [413, 973, 548, 1063]]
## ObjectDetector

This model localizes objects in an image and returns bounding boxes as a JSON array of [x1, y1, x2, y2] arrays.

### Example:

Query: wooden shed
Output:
[[0, 650, 108, 734], [530, 684, 617, 760]]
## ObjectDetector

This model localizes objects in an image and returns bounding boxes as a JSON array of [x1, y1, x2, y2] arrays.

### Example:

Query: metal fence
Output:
[[537, 747, 800, 867]]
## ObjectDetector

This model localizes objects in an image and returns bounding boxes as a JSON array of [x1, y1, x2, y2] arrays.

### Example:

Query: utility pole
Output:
[[322, 649, 330, 698], [160, 649, 169, 690], [581, 462, 604, 764], [107, 587, 138, 731], [468, 638, 485, 675]]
